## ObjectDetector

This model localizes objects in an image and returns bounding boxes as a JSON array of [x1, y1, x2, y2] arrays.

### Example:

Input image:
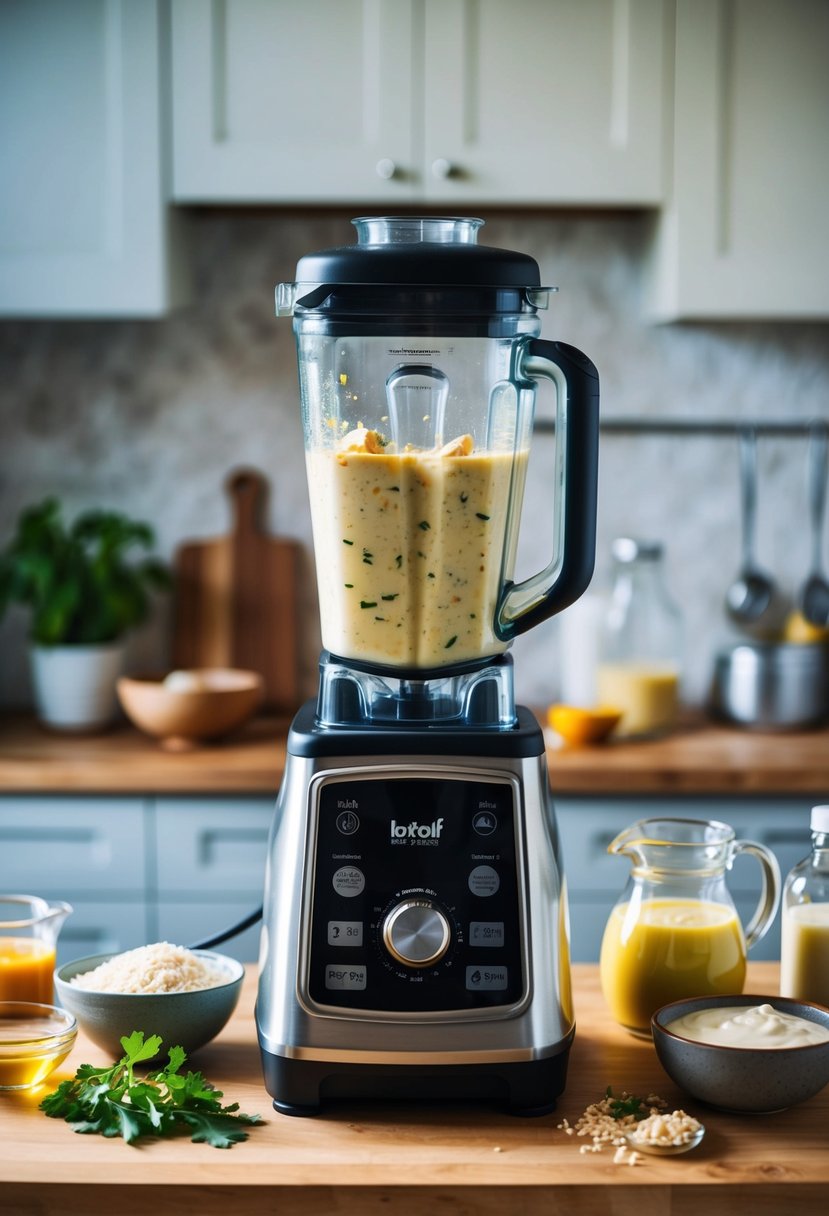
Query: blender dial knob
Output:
[[375, 158, 398, 180], [382, 899, 451, 968], [431, 158, 455, 180]]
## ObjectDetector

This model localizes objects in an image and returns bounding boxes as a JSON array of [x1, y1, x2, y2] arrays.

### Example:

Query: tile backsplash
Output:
[[2, 209, 828, 712]]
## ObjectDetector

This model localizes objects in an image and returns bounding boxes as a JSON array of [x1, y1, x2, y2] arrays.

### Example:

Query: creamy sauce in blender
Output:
[[307, 433, 528, 668]]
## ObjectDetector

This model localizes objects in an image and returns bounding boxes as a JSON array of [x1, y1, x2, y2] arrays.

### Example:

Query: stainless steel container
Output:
[[709, 642, 829, 729]]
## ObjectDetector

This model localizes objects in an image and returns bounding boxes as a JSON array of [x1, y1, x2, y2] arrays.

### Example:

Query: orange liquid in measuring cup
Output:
[[599, 898, 746, 1034], [0, 937, 56, 1003]]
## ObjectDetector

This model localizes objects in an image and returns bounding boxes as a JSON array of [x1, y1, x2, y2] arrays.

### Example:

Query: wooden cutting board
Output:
[[172, 469, 301, 712]]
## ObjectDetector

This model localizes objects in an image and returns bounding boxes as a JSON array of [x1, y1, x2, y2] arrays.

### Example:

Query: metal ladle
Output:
[[725, 428, 779, 629], [799, 423, 829, 627]]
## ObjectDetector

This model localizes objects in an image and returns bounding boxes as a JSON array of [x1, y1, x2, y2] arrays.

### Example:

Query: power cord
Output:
[[188, 904, 263, 950]]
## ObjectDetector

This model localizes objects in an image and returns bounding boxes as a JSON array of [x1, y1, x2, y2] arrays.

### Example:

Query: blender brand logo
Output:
[[390, 817, 445, 841]]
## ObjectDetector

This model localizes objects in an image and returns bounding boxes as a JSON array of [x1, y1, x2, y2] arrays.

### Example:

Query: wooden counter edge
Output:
[[0, 712, 828, 795]]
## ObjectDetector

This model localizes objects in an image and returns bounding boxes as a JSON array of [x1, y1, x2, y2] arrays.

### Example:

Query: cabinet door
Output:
[[422, 0, 666, 204], [0, 0, 189, 317], [0, 797, 149, 895], [154, 798, 273, 895], [645, 0, 829, 319], [172, 0, 417, 202]]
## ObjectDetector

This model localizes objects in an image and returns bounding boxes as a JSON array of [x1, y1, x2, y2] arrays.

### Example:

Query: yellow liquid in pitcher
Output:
[[600, 898, 746, 1034]]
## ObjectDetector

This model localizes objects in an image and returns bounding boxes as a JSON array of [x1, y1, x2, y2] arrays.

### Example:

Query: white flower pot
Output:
[[30, 643, 125, 731]]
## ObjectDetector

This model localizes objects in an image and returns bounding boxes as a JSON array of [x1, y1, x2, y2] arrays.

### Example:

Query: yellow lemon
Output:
[[782, 611, 829, 644], [546, 704, 622, 747]]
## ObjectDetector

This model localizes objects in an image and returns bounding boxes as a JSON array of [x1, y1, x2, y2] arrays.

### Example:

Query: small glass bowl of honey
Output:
[[0, 1002, 77, 1091]]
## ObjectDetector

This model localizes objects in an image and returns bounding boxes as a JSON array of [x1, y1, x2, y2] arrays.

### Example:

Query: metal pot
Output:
[[709, 642, 829, 730]]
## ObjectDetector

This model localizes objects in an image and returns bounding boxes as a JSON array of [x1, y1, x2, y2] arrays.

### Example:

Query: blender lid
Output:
[[288, 216, 554, 293]]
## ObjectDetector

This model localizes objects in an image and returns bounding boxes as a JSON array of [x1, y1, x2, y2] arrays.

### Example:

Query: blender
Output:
[[256, 217, 599, 1115]]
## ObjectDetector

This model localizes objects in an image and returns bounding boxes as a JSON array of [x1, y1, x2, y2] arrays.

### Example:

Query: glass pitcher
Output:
[[599, 819, 780, 1036], [277, 216, 599, 674], [0, 894, 72, 1003]]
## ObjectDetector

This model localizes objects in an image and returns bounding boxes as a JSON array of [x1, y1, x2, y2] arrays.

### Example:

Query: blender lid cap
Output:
[[291, 215, 549, 289]]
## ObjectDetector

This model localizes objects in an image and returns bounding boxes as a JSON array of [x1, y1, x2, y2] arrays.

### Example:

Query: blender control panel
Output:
[[306, 775, 525, 1013]]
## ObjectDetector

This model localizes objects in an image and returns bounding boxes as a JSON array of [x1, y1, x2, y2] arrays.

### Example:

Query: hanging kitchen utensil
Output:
[[798, 423, 829, 627], [725, 427, 782, 635], [172, 469, 301, 712]]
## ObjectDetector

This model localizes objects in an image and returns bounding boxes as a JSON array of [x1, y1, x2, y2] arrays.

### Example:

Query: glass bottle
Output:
[[597, 538, 683, 738], [780, 804, 829, 1005]]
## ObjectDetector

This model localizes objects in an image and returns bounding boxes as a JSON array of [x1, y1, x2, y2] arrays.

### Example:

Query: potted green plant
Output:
[[0, 498, 169, 731]]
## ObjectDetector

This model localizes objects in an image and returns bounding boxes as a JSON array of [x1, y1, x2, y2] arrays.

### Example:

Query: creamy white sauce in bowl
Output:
[[665, 1002, 829, 1049]]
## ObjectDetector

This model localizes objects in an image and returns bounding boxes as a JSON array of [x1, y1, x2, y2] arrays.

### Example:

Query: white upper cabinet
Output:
[[421, 0, 666, 205], [172, 0, 418, 202], [0, 0, 189, 318], [171, 0, 666, 205], [645, 0, 829, 320]]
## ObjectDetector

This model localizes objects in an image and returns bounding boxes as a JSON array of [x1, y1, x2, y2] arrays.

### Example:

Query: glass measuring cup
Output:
[[599, 819, 780, 1036], [0, 895, 72, 1004]]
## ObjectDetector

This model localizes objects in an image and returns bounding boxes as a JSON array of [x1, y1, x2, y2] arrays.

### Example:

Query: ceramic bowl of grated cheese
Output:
[[55, 943, 244, 1059]]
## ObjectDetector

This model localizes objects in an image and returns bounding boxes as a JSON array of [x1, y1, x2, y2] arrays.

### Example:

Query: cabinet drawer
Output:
[[153, 799, 273, 895], [156, 900, 262, 964], [0, 797, 148, 895]]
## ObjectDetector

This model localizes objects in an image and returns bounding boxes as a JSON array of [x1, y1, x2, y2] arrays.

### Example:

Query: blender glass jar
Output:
[[277, 216, 599, 674]]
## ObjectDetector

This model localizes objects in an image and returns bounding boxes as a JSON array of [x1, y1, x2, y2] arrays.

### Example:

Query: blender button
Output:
[[332, 866, 365, 897], [325, 964, 367, 991], [327, 920, 364, 946], [469, 920, 505, 947], [465, 965, 508, 991], [468, 865, 500, 897]]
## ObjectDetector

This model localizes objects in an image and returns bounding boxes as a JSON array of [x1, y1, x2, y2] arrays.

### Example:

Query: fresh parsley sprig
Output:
[[605, 1085, 650, 1121], [40, 1030, 262, 1149]]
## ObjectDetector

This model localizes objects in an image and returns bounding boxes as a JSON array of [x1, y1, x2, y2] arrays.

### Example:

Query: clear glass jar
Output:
[[597, 538, 683, 738], [780, 804, 829, 1005]]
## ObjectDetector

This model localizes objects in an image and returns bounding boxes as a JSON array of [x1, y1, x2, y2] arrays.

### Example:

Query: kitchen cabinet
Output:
[[645, 0, 829, 320], [0, 795, 273, 964], [557, 794, 814, 961], [171, 0, 666, 205], [0, 0, 190, 318]]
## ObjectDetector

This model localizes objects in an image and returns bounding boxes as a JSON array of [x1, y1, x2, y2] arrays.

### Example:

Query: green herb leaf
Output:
[[418, 520, 431, 531], [476, 513, 490, 521], [444, 636, 458, 649], [39, 1034, 262, 1149], [360, 600, 378, 609]]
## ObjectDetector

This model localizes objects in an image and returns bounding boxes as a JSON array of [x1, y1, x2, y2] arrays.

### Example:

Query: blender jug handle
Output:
[[497, 340, 599, 640]]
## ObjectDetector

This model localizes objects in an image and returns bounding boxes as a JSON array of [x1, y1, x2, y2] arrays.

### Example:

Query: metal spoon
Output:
[[624, 1123, 705, 1156], [799, 423, 829, 627], [725, 428, 778, 628]]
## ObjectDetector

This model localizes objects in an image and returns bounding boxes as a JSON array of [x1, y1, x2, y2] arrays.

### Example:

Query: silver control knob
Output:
[[382, 899, 451, 968], [375, 157, 397, 180]]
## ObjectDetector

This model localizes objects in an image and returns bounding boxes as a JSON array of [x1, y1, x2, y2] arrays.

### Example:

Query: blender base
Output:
[[261, 1041, 573, 1118]]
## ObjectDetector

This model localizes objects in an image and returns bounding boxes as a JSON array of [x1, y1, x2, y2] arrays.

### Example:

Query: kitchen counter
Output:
[[1, 963, 826, 1215], [1, 711, 828, 795]]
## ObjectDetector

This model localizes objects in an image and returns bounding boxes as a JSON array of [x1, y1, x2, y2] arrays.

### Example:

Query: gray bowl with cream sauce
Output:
[[652, 993, 829, 1112]]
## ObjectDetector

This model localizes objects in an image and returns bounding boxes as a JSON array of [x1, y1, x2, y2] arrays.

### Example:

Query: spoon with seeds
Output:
[[624, 1116, 705, 1156]]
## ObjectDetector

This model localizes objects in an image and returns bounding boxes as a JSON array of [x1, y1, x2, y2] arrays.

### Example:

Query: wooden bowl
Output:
[[117, 669, 264, 747]]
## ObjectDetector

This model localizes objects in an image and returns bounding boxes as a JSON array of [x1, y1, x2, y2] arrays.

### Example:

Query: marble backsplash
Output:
[[1, 209, 828, 712]]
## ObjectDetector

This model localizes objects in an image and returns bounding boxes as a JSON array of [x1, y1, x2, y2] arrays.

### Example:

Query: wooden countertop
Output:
[[1, 711, 828, 796], [1, 963, 826, 1215]]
